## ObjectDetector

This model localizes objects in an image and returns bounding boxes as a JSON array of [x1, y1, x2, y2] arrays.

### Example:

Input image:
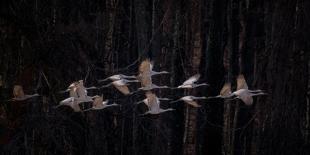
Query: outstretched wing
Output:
[[236, 74, 248, 90], [139, 59, 152, 74], [71, 102, 82, 112], [220, 82, 232, 96], [182, 74, 200, 85], [93, 96, 103, 107], [145, 91, 159, 109], [13, 85, 25, 98], [114, 85, 130, 95], [239, 95, 253, 106], [138, 59, 152, 87]]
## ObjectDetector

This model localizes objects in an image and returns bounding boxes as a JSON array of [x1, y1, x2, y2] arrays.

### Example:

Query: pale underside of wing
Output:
[[239, 94, 253, 106], [138, 59, 153, 87], [140, 73, 152, 87], [237, 74, 248, 90], [69, 89, 79, 98], [184, 100, 201, 107], [220, 82, 232, 96], [114, 85, 130, 95], [71, 102, 81, 112], [76, 86, 87, 98], [182, 74, 200, 85], [93, 96, 104, 107], [139, 59, 152, 75], [145, 91, 159, 110], [13, 85, 25, 98]]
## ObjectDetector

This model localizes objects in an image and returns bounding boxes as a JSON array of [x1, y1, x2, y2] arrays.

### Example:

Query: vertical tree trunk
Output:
[[104, 0, 116, 74], [134, 0, 150, 58], [183, 0, 202, 155], [251, 0, 308, 154], [222, 0, 240, 154]]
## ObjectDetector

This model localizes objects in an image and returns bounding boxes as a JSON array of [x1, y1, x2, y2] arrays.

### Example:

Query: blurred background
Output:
[[0, 0, 309, 154]]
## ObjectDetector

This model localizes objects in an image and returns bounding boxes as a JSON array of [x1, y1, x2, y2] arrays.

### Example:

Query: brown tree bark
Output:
[[183, 0, 202, 155], [251, 0, 308, 154]]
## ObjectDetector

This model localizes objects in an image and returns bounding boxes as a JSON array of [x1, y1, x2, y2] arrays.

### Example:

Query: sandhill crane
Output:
[[138, 83, 170, 91], [75, 80, 95, 102], [138, 59, 169, 87], [175, 74, 208, 89], [230, 74, 267, 105], [98, 74, 136, 82], [10, 85, 39, 101], [139, 59, 169, 76], [55, 97, 81, 112], [170, 96, 207, 107], [83, 95, 119, 111], [59, 80, 96, 98], [138, 59, 153, 87], [149, 63, 169, 76], [141, 91, 175, 115], [101, 79, 139, 95], [207, 82, 233, 99], [136, 97, 172, 104], [59, 81, 79, 98]]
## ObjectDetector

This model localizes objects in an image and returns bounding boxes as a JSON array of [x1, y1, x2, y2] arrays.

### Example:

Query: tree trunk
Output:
[[252, 0, 308, 154], [183, 0, 202, 155]]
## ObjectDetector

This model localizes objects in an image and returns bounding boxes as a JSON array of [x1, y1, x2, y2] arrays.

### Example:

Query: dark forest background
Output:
[[0, 0, 309, 154]]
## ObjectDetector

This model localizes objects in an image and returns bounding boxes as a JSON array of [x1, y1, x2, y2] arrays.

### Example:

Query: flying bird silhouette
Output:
[[170, 96, 207, 107], [174, 74, 208, 89], [83, 95, 119, 111], [10, 85, 39, 101], [140, 91, 175, 115]]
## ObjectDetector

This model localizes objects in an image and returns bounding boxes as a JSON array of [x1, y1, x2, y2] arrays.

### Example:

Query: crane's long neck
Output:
[[161, 108, 175, 113], [170, 99, 180, 103], [195, 83, 208, 87], [248, 89, 263, 93], [123, 75, 136, 78], [86, 86, 98, 90], [125, 79, 139, 83], [250, 92, 267, 96], [106, 103, 119, 108], [192, 96, 206, 100]]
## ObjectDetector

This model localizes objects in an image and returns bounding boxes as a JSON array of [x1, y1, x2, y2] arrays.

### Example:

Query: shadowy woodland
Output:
[[0, 0, 309, 155]]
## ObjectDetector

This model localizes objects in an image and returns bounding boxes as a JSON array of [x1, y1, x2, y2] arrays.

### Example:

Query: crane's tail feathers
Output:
[[170, 100, 179, 104], [58, 89, 69, 94], [98, 78, 110, 83], [54, 105, 62, 109], [83, 108, 93, 112], [99, 84, 112, 88]]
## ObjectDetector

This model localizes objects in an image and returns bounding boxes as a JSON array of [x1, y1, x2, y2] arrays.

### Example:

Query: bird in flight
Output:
[[230, 74, 267, 105], [55, 97, 82, 112], [98, 74, 137, 82], [140, 91, 175, 115], [207, 82, 232, 99], [170, 95, 207, 107], [101, 79, 139, 95], [10, 85, 39, 101], [175, 74, 208, 89], [83, 95, 119, 111]]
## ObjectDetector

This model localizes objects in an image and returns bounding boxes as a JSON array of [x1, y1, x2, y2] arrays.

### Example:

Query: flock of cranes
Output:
[[8, 59, 267, 115]]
